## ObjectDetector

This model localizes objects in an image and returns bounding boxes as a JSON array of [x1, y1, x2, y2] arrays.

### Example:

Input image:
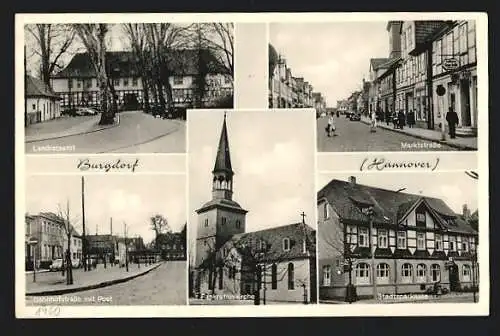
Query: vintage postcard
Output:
[[15, 12, 488, 318]]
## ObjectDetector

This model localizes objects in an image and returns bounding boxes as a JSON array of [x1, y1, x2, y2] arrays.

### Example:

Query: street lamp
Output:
[[28, 238, 38, 283]]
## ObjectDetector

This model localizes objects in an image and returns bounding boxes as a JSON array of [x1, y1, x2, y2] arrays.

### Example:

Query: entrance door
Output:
[[449, 264, 459, 291], [460, 79, 472, 126]]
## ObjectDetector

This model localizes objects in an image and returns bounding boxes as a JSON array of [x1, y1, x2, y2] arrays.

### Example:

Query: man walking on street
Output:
[[398, 110, 406, 130], [446, 107, 459, 139]]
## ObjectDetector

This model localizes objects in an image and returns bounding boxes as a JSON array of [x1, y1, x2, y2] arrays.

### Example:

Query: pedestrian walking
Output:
[[370, 111, 377, 132], [407, 110, 416, 128], [446, 107, 459, 139], [336, 110, 340, 118], [398, 110, 406, 129], [385, 109, 391, 126], [326, 112, 336, 137]]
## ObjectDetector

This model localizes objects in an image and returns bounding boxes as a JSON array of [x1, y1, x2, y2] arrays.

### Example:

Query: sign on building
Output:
[[442, 58, 460, 72]]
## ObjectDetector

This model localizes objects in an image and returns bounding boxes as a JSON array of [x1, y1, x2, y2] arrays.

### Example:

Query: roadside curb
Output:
[[26, 262, 162, 296], [25, 269, 51, 275], [360, 119, 477, 151], [25, 114, 121, 144]]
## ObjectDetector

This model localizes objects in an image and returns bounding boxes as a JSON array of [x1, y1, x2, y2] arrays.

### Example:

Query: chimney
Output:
[[349, 176, 356, 185], [463, 204, 470, 219]]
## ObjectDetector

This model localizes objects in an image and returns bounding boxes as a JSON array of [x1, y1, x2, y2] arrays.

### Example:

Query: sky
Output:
[[188, 110, 316, 247], [270, 22, 389, 107], [24, 23, 228, 77], [25, 175, 186, 244], [317, 172, 479, 214]]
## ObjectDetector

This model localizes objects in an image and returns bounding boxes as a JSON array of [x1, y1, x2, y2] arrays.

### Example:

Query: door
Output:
[[449, 264, 459, 291], [460, 79, 472, 126]]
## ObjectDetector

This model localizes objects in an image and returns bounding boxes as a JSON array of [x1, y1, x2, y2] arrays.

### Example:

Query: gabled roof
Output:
[[318, 179, 477, 235], [222, 222, 316, 263], [370, 58, 390, 71], [26, 76, 60, 99], [52, 50, 229, 79]]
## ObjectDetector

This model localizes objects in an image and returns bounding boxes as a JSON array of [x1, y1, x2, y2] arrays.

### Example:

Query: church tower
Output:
[[195, 113, 248, 269]]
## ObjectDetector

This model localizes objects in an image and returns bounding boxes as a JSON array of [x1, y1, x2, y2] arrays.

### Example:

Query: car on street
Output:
[[349, 113, 361, 121], [71, 259, 82, 269], [75, 107, 100, 116], [49, 258, 64, 271]]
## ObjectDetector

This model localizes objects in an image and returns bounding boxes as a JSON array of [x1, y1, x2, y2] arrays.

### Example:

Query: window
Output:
[[435, 234, 443, 251], [417, 232, 426, 250], [355, 263, 370, 285], [431, 264, 441, 282], [459, 23, 468, 54], [416, 209, 426, 227], [68, 79, 73, 89], [271, 264, 277, 289], [204, 218, 208, 227], [323, 203, 330, 219], [123, 78, 129, 86], [358, 228, 369, 247], [173, 76, 183, 85], [376, 263, 390, 284], [287, 263, 294, 290], [401, 263, 413, 283], [221, 217, 226, 226], [462, 264, 471, 282], [113, 78, 120, 86], [378, 229, 388, 248], [449, 236, 457, 251], [32, 103, 36, 110], [132, 78, 138, 86], [76, 81, 81, 88], [283, 238, 290, 251], [462, 238, 469, 252], [416, 264, 427, 283], [236, 220, 241, 229], [323, 265, 331, 286]]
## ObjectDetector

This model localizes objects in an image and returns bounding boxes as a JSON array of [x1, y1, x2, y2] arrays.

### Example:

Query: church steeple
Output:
[[212, 112, 234, 200]]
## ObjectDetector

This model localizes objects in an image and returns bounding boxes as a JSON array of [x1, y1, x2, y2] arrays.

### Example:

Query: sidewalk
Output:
[[361, 116, 477, 150], [25, 114, 120, 143], [26, 262, 162, 296]]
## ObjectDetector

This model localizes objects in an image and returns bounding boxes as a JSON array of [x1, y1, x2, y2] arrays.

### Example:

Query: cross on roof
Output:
[[300, 211, 306, 224]]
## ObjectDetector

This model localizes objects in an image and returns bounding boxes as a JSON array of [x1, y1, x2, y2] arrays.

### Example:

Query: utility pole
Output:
[[81, 176, 87, 271], [124, 222, 129, 272], [368, 207, 377, 299]]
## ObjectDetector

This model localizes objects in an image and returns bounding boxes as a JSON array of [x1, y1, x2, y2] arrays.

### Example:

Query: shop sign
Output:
[[443, 58, 460, 71]]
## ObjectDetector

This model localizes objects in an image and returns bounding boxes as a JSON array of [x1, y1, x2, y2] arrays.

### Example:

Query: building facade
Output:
[[157, 232, 187, 260], [193, 114, 317, 303], [50, 50, 232, 110], [431, 20, 478, 136], [25, 75, 61, 125], [317, 177, 478, 300]]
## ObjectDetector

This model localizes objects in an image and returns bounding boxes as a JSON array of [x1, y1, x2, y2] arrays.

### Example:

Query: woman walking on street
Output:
[[326, 112, 336, 137], [370, 111, 377, 132]]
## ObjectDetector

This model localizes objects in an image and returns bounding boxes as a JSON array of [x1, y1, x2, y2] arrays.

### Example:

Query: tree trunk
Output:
[[141, 75, 151, 113]]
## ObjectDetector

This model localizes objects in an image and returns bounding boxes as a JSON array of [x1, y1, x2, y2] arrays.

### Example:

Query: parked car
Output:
[[75, 107, 100, 116], [350, 113, 361, 121], [49, 258, 64, 271], [71, 259, 82, 269]]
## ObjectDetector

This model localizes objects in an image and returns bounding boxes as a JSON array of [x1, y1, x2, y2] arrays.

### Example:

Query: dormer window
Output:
[[204, 218, 208, 227], [282, 238, 290, 251]]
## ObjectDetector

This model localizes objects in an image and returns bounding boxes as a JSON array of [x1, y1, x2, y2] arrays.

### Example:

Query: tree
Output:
[[198, 23, 234, 78], [150, 214, 171, 248], [73, 24, 116, 125], [25, 24, 77, 87], [57, 200, 80, 285], [268, 44, 279, 89]]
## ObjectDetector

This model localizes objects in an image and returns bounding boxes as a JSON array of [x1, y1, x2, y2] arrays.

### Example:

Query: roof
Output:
[[87, 234, 116, 243], [34, 212, 81, 235], [370, 58, 390, 71], [52, 50, 229, 79], [212, 114, 233, 175], [318, 179, 477, 235], [197, 198, 247, 213], [222, 222, 316, 263], [26, 76, 60, 99]]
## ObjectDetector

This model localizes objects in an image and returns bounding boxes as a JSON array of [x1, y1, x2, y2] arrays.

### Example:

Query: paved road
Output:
[[25, 111, 186, 154], [26, 261, 187, 306], [317, 115, 456, 152]]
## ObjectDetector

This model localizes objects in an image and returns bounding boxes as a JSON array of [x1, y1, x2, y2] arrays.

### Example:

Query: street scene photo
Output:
[[24, 22, 234, 153], [317, 172, 479, 304], [269, 21, 478, 152], [188, 109, 317, 305], [25, 174, 187, 305]]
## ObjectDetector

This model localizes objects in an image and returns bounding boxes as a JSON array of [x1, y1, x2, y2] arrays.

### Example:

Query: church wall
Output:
[[216, 208, 246, 242]]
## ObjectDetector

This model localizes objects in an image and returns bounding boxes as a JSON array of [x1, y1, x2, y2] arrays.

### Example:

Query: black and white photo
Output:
[[25, 175, 187, 305], [317, 172, 479, 304], [269, 20, 478, 152], [24, 22, 234, 153], [188, 110, 317, 305]]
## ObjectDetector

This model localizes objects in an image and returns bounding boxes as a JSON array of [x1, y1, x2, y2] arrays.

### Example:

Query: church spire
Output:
[[212, 112, 234, 200], [212, 112, 233, 175]]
